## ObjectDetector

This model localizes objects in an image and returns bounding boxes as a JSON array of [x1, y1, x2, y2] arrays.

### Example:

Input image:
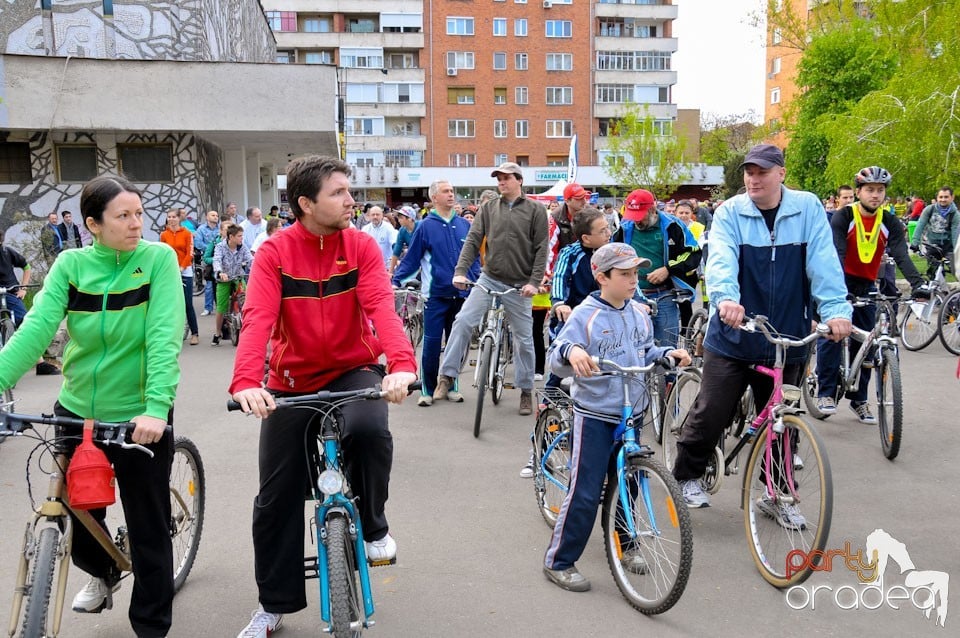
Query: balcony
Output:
[[348, 102, 425, 119], [594, 3, 678, 21], [593, 36, 677, 52], [593, 103, 676, 120], [345, 135, 426, 152], [274, 31, 423, 50], [264, 1, 423, 11], [594, 69, 677, 86]]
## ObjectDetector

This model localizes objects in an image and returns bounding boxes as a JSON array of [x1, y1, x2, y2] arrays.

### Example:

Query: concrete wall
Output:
[[0, 0, 275, 63]]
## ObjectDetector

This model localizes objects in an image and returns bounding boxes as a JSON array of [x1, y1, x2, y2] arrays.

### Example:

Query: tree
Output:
[[602, 104, 690, 200], [699, 111, 761, 167]]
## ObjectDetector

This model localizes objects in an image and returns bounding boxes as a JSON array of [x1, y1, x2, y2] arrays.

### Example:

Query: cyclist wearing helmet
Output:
[[815, 166, 925, 423]]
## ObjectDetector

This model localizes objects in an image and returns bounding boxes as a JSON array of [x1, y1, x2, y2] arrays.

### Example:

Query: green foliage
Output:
[[699, 112, 761, 167], [603, 104, 690, 200], [721, 154, 746, 200]]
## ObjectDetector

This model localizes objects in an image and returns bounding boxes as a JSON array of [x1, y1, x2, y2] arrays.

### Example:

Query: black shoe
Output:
[[36, 362, 61, 376], [211, 335, 220, 346]]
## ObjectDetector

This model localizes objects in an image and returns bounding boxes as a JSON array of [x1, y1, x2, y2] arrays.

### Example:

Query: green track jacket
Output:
[[0, 240, 184, 422]]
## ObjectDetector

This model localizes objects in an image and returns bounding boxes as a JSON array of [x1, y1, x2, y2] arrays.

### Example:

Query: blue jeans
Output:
[[5, 292, 27, 326], [647, 289, 680, 348], [420, 296, 464, 396], [182, 276, 198, 336], [203, 280, 215, 313]]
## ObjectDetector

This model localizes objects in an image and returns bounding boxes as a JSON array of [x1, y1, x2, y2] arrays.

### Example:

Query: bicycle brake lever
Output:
[[117, 441, 156, 457]]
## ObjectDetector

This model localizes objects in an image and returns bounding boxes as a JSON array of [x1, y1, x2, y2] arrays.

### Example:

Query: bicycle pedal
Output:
[[503, 382, 515, 389], [367, 556, 397, 567]]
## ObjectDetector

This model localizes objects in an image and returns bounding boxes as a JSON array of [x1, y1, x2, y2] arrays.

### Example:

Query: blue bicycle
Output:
[[537, 357, 693, 614], [228, 383, 417, 637]]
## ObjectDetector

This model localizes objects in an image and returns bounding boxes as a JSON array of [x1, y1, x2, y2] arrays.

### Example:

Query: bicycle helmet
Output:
[[854, 166, 892, 186]]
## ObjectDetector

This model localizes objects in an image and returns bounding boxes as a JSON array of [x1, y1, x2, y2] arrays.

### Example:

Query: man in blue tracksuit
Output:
[[614, 189, 701, 348], [671, 144, 852, 519], [393, 180, 479, 406]]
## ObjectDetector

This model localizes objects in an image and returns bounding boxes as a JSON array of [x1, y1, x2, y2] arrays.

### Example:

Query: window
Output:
[[515, 53, 528, 70], [56, 145, 98, 183], [345, 83, 380, 103], [515, 120, 529, 138], [493, 18, 507, 36], [596, 50, 670, 71], [118, 144, 173, 182], [598, 18, 656, 38], [515, 86, 528, 104], [494, 120, 508, 138], [446, 51, 475, 69], [388, 53, 416, 69], [302, 18, 331, 33], [448, 87, 476, 104], [447, 17, 474, 35], [494, 153, 508, 165], [546, 86, 573, 105], [347, 18, 376, 33], [390, 121, 417, 136], [494, 88, 507, 104], [341, 48, 383, 69], [546, 120, 573, 138], [448, 120, 476, 137], [346, 118, 382, 136], [515, 19, 527, 36], [770, 87, 781, 104], [276, 52, 292, 64], [493, 52, 507, 70], [595, 84, 633, 103], [304, 52, 332, 65], [381, 13, 423, 33], [546, 53, 573, 71], [772, 28, 782, 45], [449, 153, 477, 167], [545, 21, 572, 38], [0, 142, 32, 183], [546, 155, 567, 167], [771, 57, 781, 75], [265, 11, 297, 32]]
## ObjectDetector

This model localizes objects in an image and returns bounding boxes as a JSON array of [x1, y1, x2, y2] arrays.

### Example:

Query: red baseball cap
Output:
[[563, 183, 591, 201], [623, 189, 656, 221]]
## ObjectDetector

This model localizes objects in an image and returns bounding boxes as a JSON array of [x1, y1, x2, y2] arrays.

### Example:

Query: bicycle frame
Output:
[[471, 284, 514, 390]]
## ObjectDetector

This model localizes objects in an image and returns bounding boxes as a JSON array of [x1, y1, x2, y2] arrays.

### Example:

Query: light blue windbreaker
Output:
[[548, 292, 671, 424]]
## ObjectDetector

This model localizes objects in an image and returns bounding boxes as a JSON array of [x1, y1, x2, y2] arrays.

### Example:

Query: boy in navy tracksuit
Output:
[[393, 181, 480, 404], [542, 243, 690, 592]]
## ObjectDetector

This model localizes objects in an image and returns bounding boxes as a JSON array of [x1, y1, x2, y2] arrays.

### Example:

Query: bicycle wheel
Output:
[[742, 415, 832, 588], [937, 289, 960, 355], [601, 456, 693, 615], [533, 408, 571, 528], [325, 515, 362, 638], [230, 315, 241, 347], [490, 338, 504, 406], [473, 336, 493, 438], [20, 527, 60, 637], [171, 437, 205, 592], [876, 350, 903, 461], [661, 369, 701, 472], [1, 318, 13, 408], [800, 345, 830, 420], [405, 314, 423, 349], [192, 272, 204, 297], [647, 372, 667, 445], [687, 308, 708, 367], [899, 296, 941, 351]]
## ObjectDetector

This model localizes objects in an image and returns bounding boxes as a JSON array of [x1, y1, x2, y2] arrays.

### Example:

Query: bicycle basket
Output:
[[66, 422, 116, 510]]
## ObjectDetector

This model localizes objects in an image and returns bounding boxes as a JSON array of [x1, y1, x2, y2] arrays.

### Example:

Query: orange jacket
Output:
[[160, 227, 193, 270]]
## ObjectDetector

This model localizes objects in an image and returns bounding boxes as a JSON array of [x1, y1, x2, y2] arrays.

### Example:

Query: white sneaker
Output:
[[365, 533, 397, 565], [680, 479, 710, 508], [72, 576, 120, 613], [417, 394, 433, 407], [520, 453, 535, 479], [237, 605, 283, 638], [200, 309, 212, 316], [534, 373, 544, 382]]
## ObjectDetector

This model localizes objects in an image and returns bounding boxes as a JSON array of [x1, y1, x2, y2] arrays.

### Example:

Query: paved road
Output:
[[1, 312, 957, 638]]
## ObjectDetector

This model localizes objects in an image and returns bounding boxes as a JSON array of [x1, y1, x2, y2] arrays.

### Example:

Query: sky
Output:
[[672, 0, 768, 120]]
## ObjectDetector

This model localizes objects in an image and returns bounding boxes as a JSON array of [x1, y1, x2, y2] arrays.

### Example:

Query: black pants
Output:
[[253, 367, 393, 614], [55, 403, 174, 638], [532, 308, 548, 375], [672, 351, 802, 482]]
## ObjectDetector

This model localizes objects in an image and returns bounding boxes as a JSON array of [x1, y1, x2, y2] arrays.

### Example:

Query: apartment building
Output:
[[264, 1, 718, 203]]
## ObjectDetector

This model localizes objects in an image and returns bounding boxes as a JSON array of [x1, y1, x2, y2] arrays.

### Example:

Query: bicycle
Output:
[[939, 287, 960, 355], [646, 288, 694, 446], [802, 292, 904, 459], [0, 284, 42, 410], [393, 282, 424, 348], [191, 248, 205, 297], [535, 356, 693, 615], [467, 282, 518, 438], [227, 382, 418, 638], [661, 315, 833, 588], [220, 277, 247, 347], [532, 384, 573, 528], [0, 405, 204, 638], [900, 243, 951, 351]]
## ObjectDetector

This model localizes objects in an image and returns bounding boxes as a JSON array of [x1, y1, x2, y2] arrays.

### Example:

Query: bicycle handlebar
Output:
[[464, 281, 522, 297], [226, 382, 422, 412], [0, 411, 170, 457], [741, 315, 827, 348], [0, 284, 41, 294], [590, 355, 679, 376]]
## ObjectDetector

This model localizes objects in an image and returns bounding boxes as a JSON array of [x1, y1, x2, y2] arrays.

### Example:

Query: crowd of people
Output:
[[0, 144, 957, 635]]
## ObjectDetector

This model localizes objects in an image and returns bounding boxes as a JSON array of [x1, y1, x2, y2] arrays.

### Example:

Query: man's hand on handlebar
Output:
[[232, 387, 277, 419], [452, 274, 470, 290], [824, 317, 852, 342], [718, 300, 745, 328], [520, 284, 538, 298], [381, 371, 418, 405], [667, 349, 693, 368]]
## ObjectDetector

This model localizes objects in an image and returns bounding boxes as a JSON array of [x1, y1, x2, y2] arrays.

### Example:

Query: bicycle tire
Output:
[[533, 408, 571, 528], [192, 272, 204, 297], [405, 314, 423, 349], [800, 345, 830, 420], [937, 289, 960, 355], [230, 315, 241, 347], [647, 372, 667, 444], [661, 369, 701, 472], [687, 308, 708, 367], [490, 337, 503, 406], [20, 527, 60, 638], [325, 515, 362, 638], [473, 336, 493, 438], [742, 415, 832, 588], [899, 296, 941, 351], [171, 437, 205, 592], [876, 350, 903, 461], [601, 456, 693, 615]]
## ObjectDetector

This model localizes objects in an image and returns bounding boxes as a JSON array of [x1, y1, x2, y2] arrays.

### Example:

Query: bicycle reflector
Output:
[[66, 420, 116, 510], [317, 469, 344, 496]]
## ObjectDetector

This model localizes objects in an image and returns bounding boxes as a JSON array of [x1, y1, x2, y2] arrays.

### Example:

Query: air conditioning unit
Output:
[[543, 0, 553, 7], [446, 67, 458, 76]]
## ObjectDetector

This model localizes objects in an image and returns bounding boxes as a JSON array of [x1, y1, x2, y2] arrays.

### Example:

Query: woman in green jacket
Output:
[[0, 175, 185, 637]]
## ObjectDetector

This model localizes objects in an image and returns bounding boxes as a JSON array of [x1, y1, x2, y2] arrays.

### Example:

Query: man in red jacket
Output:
[[231, 155, 417, 637]]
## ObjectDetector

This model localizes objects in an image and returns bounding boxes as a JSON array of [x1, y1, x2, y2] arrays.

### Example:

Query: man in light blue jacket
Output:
[[671, 144, 852, 517]]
